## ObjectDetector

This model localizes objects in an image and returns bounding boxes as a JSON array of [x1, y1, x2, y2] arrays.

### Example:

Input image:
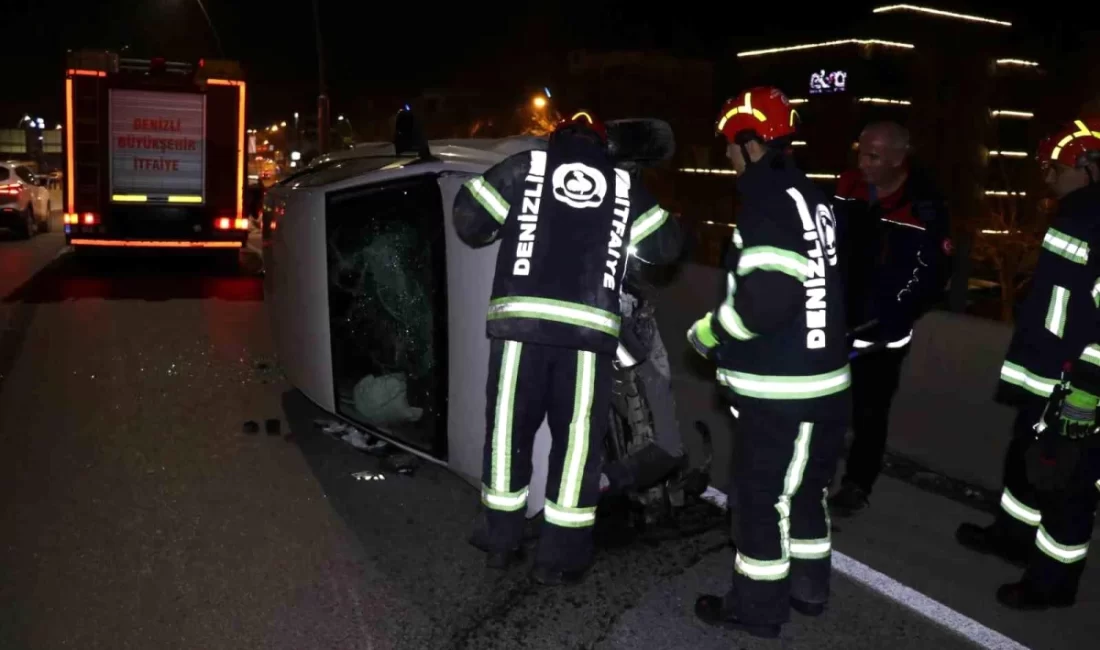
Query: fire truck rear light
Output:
[[67, 69, 106, 77], [63, 213, 76, 224], [83, 213, 98, 225], [234, 218, 249, 230], [217, 217, 231, 230]]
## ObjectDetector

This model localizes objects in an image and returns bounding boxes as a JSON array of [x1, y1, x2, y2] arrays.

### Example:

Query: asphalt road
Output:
[[0, 227, 1094, 649]]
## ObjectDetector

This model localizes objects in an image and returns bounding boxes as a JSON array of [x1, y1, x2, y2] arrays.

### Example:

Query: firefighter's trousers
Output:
[[480, 339, 613, 571], [995, 406, 1100, 598], [726, 407, 847, 625]]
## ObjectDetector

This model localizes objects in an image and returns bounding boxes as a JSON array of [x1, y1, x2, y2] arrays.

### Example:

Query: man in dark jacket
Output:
[[828, 121, 953, 516], [452, 112, 682, 585], [957, 118, 1100, 610], [689, 87, 851, 639]]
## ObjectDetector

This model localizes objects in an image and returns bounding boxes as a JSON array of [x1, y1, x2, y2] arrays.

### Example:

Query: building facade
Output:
[[682, 4, 1064, 274]]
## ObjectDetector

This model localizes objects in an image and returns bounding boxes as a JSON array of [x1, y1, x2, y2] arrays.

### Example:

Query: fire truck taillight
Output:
[[65, 212, 98, 225]]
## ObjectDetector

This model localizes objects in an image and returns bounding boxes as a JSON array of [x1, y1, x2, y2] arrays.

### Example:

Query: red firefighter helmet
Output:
[[1036, 118, 1100, 169], [555, 110, 608, 143], [716, 87, 799, 144]]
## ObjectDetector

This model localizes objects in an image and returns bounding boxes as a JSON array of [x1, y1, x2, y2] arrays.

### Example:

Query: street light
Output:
[[338, 115, 345, 121], [280, 121, 287, 127], [532, 95, 547, 110], [271, 124, 279, 132]]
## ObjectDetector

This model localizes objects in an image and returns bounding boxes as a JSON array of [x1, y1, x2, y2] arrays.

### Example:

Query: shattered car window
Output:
[[324, 174, 448, 455]]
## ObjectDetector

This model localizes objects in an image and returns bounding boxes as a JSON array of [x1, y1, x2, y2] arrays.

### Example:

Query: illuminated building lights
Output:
[[858, 97, 912, 106], [991, 110, 1034, 119], [996, 59, 1039, 67], [680, 168, 838, 180], [872, 4, 1011, 27], [703, 221, 736, 228], [680, 168, 737, 175], [980, 229, 1021, 235], [788, 98, 809, 105], [985, 190, 1027, 197], [737, 39, 914, 58], [988, 151, 1028, 158], [792, 141, 808, 147]]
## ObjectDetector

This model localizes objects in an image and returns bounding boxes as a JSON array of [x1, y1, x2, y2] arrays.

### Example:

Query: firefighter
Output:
[[688, 87, 851, 638], [956, 118, 1100, 610], [453, 111, 682, 585], [827, 121, 953, 517]]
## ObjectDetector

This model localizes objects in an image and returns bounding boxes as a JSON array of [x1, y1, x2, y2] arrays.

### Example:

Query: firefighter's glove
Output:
[[1058, 385, 1099, 439], [687, 314, 718, 360]]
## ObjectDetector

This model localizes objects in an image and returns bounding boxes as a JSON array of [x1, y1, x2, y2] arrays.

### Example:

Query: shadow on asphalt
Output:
[[2, 249, 263, 304]]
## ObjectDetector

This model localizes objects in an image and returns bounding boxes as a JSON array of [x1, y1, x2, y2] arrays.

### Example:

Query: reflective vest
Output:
[[705, 153, 852, 423], [997, 182, 1100, 406], [453, 133, 681, 354]]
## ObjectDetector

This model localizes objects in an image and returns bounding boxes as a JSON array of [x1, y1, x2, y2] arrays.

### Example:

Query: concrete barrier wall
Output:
[[650, 263, 1016, 492], [888, 311, 1015, 490]]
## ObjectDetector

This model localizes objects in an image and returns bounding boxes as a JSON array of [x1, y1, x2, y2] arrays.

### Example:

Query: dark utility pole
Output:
[[313, 0, 330, 154]]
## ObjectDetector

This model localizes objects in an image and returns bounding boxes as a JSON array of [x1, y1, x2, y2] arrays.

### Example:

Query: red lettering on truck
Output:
[[132, 117, 182, 132], [132, 157, 181, 172], [117, 134, 198, 152]]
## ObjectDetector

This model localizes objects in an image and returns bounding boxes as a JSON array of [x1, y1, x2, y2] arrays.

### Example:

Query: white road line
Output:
[[832, 552, 1030, 650], [702, 486, 1030, 650]]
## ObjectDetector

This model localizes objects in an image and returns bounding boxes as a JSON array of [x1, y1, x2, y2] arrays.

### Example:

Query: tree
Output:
[[970, 159, 1047, 321]]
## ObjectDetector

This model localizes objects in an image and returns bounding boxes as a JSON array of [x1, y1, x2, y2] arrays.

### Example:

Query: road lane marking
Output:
[[702, 486, 1029, 649], [833, 551, 1029, 650]]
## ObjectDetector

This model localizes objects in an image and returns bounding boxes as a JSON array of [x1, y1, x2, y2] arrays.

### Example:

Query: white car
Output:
[[264, 119, 675, 516], [0, 160, 51, 238], [264, 135, 554, 511]]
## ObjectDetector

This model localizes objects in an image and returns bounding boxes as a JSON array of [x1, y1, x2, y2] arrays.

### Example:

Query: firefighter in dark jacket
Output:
[[957, 118, 1100, 610], [688, 87, 852, 639], [828, 121, 953, 516], [453, 112, 682, 585]]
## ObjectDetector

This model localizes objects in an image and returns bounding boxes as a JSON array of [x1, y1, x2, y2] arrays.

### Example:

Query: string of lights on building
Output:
[[871, 4, 1012, 27], [715, 4, 1045, 205], [857, 98, 912, 106], [737, 39, 915, 58]]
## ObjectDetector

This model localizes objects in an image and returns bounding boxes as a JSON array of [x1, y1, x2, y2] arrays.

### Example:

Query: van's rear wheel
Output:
[[39, 203, 51, 233], [16, 207, 35, 240]]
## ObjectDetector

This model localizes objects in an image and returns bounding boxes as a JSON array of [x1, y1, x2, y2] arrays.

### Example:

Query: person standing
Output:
[[827, 121, 953, 517], [689, 87, 851, 638], [957, 118, 1100, 610], [453, 111, 681, 585]]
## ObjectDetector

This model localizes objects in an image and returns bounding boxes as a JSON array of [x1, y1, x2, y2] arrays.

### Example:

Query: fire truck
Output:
[[62, 51, 249, 253]]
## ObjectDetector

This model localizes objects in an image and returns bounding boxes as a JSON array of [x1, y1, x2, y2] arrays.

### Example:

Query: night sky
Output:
[[3, 1, 1070, 127]]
